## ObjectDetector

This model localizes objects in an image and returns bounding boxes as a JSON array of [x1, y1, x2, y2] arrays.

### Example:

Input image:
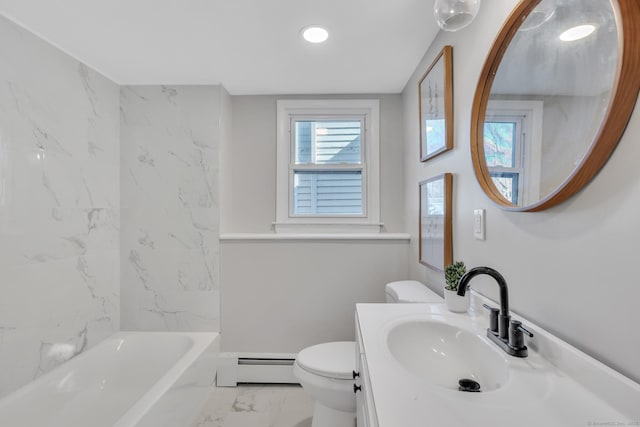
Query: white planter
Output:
[[443, 288, 470, 313]]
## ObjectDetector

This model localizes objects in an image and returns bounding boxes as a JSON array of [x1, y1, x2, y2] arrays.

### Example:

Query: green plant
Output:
[[444, 261, 467, 291]]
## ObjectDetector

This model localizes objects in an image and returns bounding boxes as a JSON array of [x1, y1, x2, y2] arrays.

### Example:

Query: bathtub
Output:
[[0, 331, 219, 427]]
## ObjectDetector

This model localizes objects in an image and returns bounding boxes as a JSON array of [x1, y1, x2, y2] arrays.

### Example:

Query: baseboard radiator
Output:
[[217, 353, 299, 386]]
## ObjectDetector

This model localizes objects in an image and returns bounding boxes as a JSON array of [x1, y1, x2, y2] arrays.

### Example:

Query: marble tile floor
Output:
[[191, 384, 314, 427]]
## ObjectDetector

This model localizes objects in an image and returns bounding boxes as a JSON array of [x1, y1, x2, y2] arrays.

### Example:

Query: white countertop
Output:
[[356, 295, 640, 427]]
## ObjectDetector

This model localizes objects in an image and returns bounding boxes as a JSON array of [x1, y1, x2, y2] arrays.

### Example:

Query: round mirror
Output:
[[471, 0, 640, 211]]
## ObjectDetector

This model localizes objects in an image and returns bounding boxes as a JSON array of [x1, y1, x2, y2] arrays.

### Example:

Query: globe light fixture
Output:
[[519, 0, 556, 32], [434, 0, 481, 32]]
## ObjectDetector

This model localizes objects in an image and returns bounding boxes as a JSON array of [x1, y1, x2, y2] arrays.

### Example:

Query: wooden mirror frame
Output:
[[470, 0, 640, 212]]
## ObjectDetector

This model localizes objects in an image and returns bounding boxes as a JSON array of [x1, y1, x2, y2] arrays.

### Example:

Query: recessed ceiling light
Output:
[[559, 24, 595, 42], [301, 26, 329, 43]]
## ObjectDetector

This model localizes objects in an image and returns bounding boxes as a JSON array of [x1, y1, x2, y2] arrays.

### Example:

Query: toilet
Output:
[[293, 280, 442, 427]]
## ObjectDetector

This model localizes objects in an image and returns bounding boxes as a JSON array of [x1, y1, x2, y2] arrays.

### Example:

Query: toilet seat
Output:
[[296, 341, 355, 380]]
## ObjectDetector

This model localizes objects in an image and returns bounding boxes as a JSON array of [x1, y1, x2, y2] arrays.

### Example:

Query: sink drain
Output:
[[458, 378, 481, 392]]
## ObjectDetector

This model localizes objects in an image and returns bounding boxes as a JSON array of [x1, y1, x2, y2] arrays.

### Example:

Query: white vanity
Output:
[[354, 294, 640, 426]]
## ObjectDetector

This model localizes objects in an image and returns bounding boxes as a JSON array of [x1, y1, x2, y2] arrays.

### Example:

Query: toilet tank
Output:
[[385, 280, 442, 303]]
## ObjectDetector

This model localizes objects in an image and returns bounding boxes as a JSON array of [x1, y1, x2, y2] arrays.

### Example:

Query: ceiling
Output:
[[491, 0, 618, 97], [0, 0, 440, 95]]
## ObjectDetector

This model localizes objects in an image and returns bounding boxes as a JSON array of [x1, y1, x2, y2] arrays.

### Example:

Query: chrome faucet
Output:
[[457, 266, 533, 357]]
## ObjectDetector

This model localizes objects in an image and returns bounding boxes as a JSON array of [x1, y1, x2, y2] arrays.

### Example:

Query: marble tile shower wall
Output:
[[120, 86, 220, 332], [0, 16, 120, 397]]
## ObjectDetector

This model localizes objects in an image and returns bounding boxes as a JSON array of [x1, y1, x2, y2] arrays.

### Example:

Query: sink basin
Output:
[[386, 320, 509, 392]]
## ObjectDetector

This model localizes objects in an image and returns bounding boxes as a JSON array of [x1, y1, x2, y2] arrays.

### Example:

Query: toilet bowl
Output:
[[294, 342, 356, 427], [294, 280, 442, 427]]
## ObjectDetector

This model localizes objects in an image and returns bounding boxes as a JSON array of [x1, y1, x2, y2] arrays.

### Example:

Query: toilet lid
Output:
[[296, 341, 355, 380]]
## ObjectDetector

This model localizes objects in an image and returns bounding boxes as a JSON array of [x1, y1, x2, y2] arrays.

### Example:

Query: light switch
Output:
[[474, 209, 485, 240]]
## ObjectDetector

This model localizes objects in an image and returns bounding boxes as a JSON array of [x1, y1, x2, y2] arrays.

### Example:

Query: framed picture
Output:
[[419, 173, 453, 271], [419, 45, 453, 161]]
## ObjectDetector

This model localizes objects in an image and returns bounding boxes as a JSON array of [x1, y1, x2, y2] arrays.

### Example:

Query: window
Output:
[[484, 100, 543, 207], [276, 100, 380, 233], [484, 116, 525, 205], [293, 119, 364, 215]]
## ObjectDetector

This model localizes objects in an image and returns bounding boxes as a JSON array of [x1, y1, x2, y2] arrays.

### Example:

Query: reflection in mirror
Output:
[[487, 0, 617, 206], [484, 100, 543, 206], [471, 0, 640, 212]]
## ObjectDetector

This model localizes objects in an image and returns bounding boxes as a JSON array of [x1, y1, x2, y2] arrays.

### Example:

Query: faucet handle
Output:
[[514, 321, 533, 338], [509, 320, 533, 350], [482, 304, 500, 335]]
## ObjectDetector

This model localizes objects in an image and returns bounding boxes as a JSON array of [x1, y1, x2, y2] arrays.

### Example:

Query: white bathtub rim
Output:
[[114, 331, 218, 427], [0, 330, 132, 407], [0, 331, 219, 427]]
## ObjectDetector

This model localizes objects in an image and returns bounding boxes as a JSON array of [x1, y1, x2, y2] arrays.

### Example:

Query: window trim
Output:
[[275, 99, 381, 233], [485, 100, 543, 207]]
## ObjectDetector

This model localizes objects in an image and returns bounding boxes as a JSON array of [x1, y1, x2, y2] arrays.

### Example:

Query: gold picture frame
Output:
[[419, 45, 453, 161], [419, 173, 453, 271]]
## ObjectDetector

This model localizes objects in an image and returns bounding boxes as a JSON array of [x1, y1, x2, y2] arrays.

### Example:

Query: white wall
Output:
[[0, 16, 120, 397], [220, 94, 409, 352], [120, 85, 221, 332], [403, 1, 640, 383], [223, 95, 406, 233], [221, 239, 408, 352]]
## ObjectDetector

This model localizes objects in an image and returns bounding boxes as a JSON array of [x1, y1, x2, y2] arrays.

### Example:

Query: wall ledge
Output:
[[219, 233, 411, 242]]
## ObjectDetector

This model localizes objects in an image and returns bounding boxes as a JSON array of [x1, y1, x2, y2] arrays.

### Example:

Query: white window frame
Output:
[[275, 99, 381, 234], [485, 100, 543, 207]]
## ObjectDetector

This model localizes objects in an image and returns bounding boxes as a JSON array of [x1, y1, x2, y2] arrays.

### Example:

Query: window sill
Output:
[[273, 221, 383, 234], [219, 233, 411, 242]]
